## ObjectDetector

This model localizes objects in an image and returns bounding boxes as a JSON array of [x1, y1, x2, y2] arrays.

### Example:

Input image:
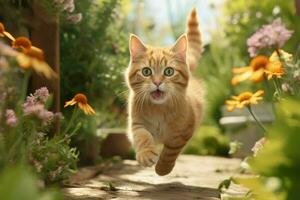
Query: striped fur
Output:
[[126, 8, 204, 176]]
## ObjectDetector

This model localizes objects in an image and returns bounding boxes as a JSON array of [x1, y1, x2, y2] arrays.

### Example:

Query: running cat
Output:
[[125, 8, 204, 176]]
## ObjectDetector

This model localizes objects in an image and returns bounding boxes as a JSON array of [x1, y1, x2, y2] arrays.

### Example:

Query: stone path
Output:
[[63, 155, 247, 200]]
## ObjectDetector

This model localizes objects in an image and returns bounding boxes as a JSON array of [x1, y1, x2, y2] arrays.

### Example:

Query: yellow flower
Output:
[[264, 61, 284, 80], [269, 49, 293, 63], [226, 90, 264, 112], [0, 22, 15, 41], [12, 37, 56, 79], [64, 93, 96, 115], [232, 56, 270, 85]]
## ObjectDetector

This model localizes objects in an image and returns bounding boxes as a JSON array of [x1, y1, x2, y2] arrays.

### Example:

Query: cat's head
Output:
[[126, 34, 190, 105]]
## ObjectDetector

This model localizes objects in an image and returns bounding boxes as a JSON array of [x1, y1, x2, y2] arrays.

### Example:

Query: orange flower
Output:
[[226, 90, 264, 112], [12, 37, 56, 79], [264, 61, 284, 80], [64, 93, 96, 115], [0, 22, 15, 41], [12, 37, 32, 51], [232, 56, 269, 85]]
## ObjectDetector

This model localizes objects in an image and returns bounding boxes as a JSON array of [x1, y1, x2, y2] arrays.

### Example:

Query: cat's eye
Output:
[[164, 67, 174, 77], [141, 67, 152, 77]]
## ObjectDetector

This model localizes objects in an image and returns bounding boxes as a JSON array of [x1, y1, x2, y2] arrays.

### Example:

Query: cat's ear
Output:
[[129, 34, 147, 59], [171, 34, 187, 62]]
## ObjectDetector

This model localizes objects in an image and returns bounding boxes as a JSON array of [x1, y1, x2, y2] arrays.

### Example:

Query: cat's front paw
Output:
[[136, 146, 159, 167]]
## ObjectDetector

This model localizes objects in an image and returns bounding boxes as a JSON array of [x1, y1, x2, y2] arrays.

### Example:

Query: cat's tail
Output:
[[186, 8, 202, 70]]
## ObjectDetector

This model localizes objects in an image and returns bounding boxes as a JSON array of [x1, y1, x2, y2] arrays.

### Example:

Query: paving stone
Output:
[[64, 155, 245, 200]]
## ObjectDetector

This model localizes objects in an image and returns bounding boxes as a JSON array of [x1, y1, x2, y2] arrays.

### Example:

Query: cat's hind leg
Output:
[[155, 132, 192, 176]]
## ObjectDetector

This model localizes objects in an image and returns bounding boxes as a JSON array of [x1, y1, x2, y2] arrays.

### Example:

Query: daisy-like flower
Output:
[[232, 55, 284, 85], [226, 90, 264, 112], [0, 22, 15, 41], [264, 60, 284, 80], [232, 56, 269, 85], [64, 93, 96, 115], [12, 37, 57, 79]]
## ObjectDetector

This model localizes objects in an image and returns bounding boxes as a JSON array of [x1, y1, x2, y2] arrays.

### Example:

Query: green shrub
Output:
[[184, 125, 230, 156]]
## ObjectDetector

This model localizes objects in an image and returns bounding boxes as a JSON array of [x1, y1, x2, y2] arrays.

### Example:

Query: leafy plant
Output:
[[184, 125, 230, 156], [228, 98, 300, 200], [0, 165, 63, 200]]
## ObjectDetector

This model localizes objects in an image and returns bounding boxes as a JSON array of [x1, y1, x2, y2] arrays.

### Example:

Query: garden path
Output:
[[63, 155, 247, 200]]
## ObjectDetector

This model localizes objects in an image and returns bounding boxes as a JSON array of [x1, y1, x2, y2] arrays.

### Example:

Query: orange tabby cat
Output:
[[125, 8, 204, 176]]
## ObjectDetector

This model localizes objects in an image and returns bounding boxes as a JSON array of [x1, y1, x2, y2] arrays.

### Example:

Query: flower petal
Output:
[[226, 100, 237, 106], [232, 66, 251, 74], [16, 53, 31, 69], [253, 90, 264, 97], [227, 105, 235, 112], [231, 71, 253, 85], [64, 99, 76, 107], [250, 68, 265, 83], [86, 104, 96, 115], [4, 32, 15, 41]]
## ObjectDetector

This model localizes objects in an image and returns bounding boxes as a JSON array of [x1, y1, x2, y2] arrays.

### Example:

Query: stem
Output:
[[63, 108, 79, 135], [247, 106, 267, 134], [275, 49, 282, 62], [20, 71, 31, 102], [16, 71, 31, 115], [8, 71, 31, 162], [263, 79, 277, 116], [272, 79, 281, 99], [58, 122, 82, 144]]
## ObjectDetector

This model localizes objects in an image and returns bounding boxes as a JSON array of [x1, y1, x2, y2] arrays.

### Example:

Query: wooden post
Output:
[[30, 3, 60, 133], [296, 0, 300, 15]]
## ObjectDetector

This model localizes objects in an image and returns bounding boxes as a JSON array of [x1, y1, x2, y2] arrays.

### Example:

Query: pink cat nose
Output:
[[153, 81, 162, 86]]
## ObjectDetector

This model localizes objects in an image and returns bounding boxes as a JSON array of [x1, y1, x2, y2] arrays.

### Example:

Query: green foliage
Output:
[[228, 98, 300, 200], [184, 125, 229, 156], [194, 36, 244, 125], [0, 165, 63, 200], [60, 0, 128, 115], [60, 1, 129, 162], [29, 134, 78, 183], [0, 47, 78, 199]]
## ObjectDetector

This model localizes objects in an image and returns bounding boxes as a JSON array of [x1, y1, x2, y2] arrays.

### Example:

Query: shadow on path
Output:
[[64, 155, 241, 200]]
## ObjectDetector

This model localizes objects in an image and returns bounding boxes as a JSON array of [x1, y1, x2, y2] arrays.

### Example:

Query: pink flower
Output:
[[63, 0, 75, 12], [34, 87, 49, 103], [22, 87, 54, 126], [247, 18, 293, 57], [23, 104, 54, 126], [5, 109, 18, 127], [23, 95, 36, 107], [54, 112, 64, 121], [0, 42, 18, 57], [67, 13, 82, 24]]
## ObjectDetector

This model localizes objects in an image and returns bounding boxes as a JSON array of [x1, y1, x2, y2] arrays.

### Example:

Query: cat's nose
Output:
[[153, 81, 162, 87]]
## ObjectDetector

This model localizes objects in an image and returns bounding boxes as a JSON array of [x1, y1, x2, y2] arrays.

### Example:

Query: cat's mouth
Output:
[[150, 89, 165, 100]]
